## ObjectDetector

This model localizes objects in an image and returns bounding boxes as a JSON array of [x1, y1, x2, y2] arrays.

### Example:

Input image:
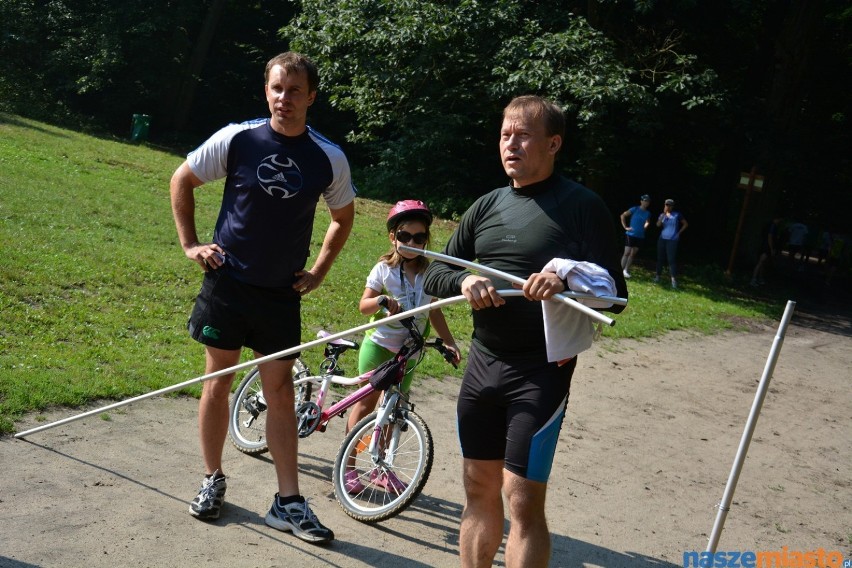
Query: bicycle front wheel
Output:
[[332, 406, 433, 523], [228, 358, 309, 455]]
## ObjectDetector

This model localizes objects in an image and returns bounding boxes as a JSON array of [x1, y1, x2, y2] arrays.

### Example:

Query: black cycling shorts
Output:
[[188, 269, 301, 358], [457, 343, 576, 482]]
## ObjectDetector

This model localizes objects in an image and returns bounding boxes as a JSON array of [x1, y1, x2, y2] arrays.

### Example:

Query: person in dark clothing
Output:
[[423, 95, 627, 568], [751, 217, 782, 286], [170, 52, 355, 543]]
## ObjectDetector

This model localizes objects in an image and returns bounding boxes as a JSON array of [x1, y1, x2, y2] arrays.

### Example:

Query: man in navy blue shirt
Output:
[[170, 52, 355, 543]]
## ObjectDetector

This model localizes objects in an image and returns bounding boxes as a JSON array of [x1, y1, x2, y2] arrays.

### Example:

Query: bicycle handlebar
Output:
[[368, 297, 448, 371], [378, 296, 418, 330], [425, 338, 458, 368]]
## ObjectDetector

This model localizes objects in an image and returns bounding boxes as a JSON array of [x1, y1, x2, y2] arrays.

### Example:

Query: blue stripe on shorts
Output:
[[526, 395, 568, 482]]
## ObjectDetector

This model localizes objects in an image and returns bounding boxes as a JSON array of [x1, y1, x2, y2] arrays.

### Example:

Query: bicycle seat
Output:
[[317, 330, 359, 350]]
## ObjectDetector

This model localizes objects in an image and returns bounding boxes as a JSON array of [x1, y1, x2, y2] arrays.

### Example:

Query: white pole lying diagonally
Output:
[[16, 246, 627, 440], [16, 289, 526, 439], [13, 293, 469, 439], [705, 300, 797, 553], [400, 245, 626, 326]]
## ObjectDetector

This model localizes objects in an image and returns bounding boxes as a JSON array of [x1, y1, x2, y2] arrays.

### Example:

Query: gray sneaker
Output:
[[265, 494, 334, 544], [189, 471, 227, 520]]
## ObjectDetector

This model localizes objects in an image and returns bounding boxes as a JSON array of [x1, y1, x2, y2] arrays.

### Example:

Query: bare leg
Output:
[[623, 246, 638, 273], [344, 390, 383, 469], [620, 246, 631, 270], [503, 470, 551, 568], [255, 355, 299, 497], [460, 459, 505, 568], [346, 390, 382, 434], [198, 346, 241, 475]]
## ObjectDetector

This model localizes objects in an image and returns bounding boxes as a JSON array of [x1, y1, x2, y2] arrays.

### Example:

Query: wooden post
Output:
[[725, 167, 763, 277]]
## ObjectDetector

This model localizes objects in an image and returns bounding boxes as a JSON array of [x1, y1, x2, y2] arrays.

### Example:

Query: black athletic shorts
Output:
[[625, 235, 645, 248], [457, 343, 576, 483], [188, 269, 301, 358]]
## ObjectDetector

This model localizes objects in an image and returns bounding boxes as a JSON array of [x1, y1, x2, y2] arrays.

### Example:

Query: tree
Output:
[[2, 0, 848, 269], [285, 0, 851, 273], [0, 0, 297, 139], [284, 0, 721, 217], [0, 0, 193, 133], [170, 0, 228, 132]]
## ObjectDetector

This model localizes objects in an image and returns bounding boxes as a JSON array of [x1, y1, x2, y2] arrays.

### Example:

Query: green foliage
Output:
[[1, 115, 788, 435], [491, 16, 650, 114], [286, 0, 516, 215], [0, 0, 295, 137], [284, 0, 724, 217], [3, 0, 850, 241]]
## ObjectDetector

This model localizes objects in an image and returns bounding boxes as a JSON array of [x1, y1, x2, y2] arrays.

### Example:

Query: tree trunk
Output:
[[171, 0, 228, 133]]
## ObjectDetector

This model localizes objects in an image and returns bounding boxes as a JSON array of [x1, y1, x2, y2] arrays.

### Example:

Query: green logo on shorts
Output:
[[202, 325, 221, 340]]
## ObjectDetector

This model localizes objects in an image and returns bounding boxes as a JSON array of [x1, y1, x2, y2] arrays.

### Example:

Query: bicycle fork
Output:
[[368, 391, 407, 469]]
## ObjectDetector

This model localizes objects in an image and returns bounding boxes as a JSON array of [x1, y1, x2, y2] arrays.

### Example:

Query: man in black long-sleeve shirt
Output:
[[423, 95, 627, 568]]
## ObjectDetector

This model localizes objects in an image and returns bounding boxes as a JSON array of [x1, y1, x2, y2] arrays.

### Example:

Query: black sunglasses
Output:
[[396, 230, 428, 245]]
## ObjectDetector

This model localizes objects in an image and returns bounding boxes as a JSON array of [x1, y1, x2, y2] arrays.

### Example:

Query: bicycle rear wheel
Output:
[[332, 405, 433, 523], [228, 358, 309, 454]]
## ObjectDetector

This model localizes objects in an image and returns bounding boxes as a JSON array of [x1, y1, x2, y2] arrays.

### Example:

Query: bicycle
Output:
[[228, 313, 458, 522]]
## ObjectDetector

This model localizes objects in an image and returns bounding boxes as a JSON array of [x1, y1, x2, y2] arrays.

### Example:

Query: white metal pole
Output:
[[14, 291, 528, 439], [14, 294, 469, 439], [705, 300, 797, 553], [400, 246, 626, 326]]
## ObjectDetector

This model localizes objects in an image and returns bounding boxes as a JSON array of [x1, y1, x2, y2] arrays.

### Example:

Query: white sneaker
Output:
[[622, 270, 631, 279]]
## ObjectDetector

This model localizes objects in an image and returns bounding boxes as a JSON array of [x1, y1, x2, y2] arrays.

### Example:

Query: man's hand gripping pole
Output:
[[398, 245, 625, 327]]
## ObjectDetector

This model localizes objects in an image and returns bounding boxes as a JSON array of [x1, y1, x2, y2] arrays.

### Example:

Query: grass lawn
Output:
[[0, 114, 787, 434]]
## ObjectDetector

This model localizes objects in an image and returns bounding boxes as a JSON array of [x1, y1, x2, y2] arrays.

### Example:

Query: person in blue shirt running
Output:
[[619, 194, 652, 278]]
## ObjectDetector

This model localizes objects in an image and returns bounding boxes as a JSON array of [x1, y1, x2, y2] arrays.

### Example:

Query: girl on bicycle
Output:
[[344, 200, 461, 493]]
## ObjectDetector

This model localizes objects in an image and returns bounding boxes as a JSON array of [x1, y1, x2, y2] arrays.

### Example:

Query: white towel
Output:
[[540, 259, 617, 362]]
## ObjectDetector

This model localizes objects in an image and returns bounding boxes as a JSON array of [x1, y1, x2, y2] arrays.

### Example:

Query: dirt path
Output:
[[2, 305, 850, 567]]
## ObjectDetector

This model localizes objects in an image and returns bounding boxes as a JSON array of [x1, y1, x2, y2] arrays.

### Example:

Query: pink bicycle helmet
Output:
[[386, 200, 433, 231]]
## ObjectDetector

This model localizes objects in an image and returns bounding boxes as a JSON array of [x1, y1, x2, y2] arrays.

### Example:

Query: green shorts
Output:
[[358, 335, 418, 392]]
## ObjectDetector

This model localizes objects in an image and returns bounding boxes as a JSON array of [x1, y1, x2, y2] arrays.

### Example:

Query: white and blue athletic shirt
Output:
[[187, 119, 356, 288]]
